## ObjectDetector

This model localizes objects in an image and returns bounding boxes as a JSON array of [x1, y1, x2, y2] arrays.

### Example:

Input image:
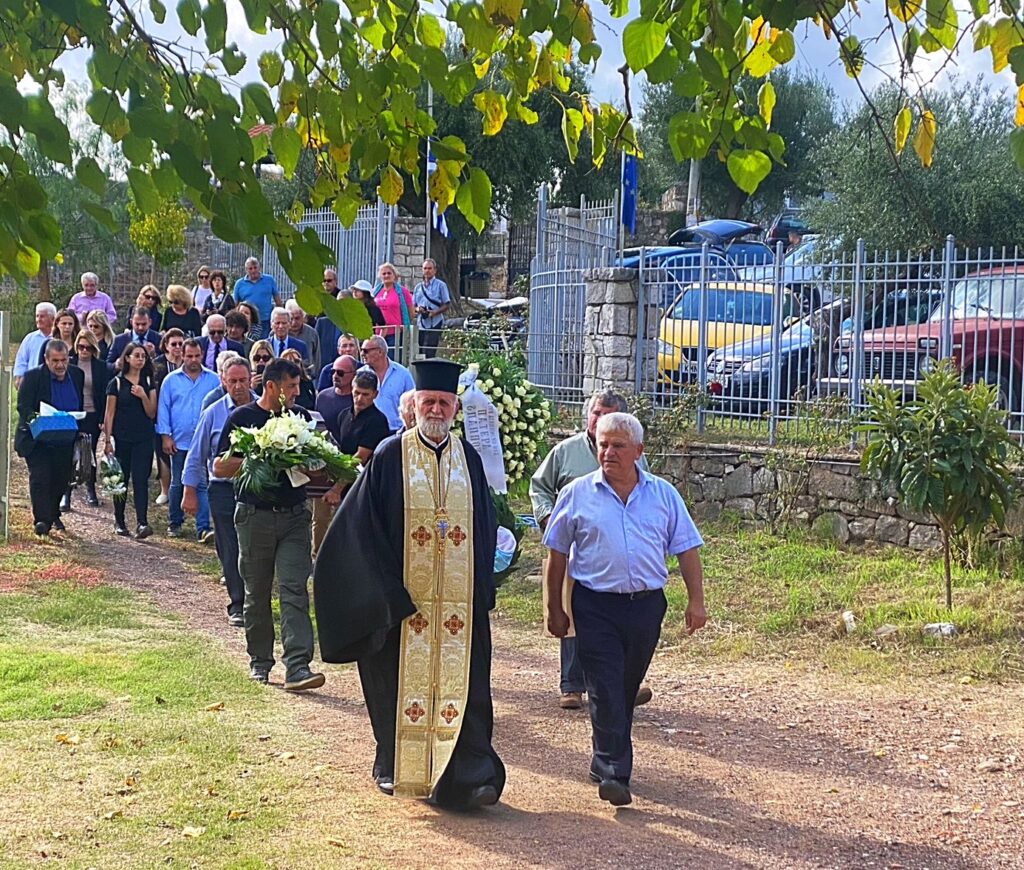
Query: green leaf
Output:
[[222, 44, 246, 76], [149, 0, 167, 24], [622, 18, 668, 72], [258, 51, 284, 87], [167, 142, 211, 190], [416, 13, 446, 49], [1010, 126, 1024, 169], [726, 149, 772, 194], [81, 201, 120, 233], [203, 0, 227, 53], [768, 30, 796, 64], [128, 169, 162, 214], [840, 36, 865, 77], [24, 95, 72, 165], [757, 81, 776, 128], [561, 105, 583, 163], [242, 83, 275, 125], [177, 0, 201, 36], [295, 285, 325, 316], [271, 125, 302, 178], [430, 136, 471, 162], [378, 164, 403, 204], [455, 166, 492, 233], [75, 157, 107, 196]]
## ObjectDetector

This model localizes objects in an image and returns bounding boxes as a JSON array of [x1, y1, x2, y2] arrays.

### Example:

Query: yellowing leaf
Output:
[[474, 57, 490, 77], [204, 701, 225, 712], [55, 733, 80, 746], [102, 810, 123, 821], [377, 165, 403, 205], [1015, 85, 1024, 127], [561, 105, 584, 163], [226, 809, 250, 820], [483, 0, 523, 28], [758, 81, 776, 128], [472, 89, 508, 136], [912, 109, 937, 168], [894, 105, 912, 153], [887, 0, 922, 23], [428, 161, 456, 212]]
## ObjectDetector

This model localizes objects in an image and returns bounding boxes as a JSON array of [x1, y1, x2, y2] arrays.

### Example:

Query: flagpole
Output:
[[425, 82, 433, 262], [619, 149, 626, 259]]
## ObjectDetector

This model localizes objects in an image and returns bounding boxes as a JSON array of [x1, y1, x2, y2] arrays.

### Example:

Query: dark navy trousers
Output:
[[572, 583, 666, 785]]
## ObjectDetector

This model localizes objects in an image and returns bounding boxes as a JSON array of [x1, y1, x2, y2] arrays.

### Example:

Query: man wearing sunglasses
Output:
[[198, 314, 244, 371]]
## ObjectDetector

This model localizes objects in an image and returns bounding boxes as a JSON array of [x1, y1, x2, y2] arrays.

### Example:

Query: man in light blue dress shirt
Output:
[[543, 412, 706, 807], [358, 334, 415, 432], [157, 338, 221, 540], [182, 354, 256, 627]]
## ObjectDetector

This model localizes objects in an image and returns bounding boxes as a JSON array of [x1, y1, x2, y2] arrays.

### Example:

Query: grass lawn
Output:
[[0, 576, 391, 869], [497, 517, 1024, 683]]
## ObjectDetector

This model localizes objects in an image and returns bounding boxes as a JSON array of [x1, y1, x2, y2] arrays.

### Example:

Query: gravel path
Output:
[[55, 494, 1024, 869]]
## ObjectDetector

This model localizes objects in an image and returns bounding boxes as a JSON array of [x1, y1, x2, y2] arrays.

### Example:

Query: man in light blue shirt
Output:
[[543, 411, 706, 808], [182, 354, 255, 627], [13, 303, 56, 389], [233, 257, 281, 339], [412, 258, 450, 358], [358, 334, 415, 432], [157, 338, 221, 540]]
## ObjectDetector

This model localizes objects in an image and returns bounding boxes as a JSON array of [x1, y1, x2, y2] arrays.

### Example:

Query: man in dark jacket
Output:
[[16, 340, 85, 536], [108, 307, 161, 366]]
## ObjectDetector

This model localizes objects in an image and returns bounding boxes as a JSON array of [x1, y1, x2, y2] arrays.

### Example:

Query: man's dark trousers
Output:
[[234, 502, 314, 678], [26, 443, 75, 528], [572, 583, 666, 785], [560, 636, 586, 694], [418, 326, 442, 358], [209, 481, 244, 616]]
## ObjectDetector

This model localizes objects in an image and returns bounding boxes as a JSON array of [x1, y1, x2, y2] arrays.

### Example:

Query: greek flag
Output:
[[426, 142, 450, 238]]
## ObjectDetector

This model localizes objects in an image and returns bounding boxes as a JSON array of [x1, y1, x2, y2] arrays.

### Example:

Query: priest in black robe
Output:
[[314, 358, 505, 810]]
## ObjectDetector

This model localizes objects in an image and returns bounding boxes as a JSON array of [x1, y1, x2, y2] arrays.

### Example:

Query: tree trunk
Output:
[[429, 231, 463, 316], [942, 526, 953, 609], [37, 261, 52, 302]]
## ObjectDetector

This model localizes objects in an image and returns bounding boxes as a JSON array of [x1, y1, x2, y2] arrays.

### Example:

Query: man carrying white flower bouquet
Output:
[[213, 357, 325, 691]]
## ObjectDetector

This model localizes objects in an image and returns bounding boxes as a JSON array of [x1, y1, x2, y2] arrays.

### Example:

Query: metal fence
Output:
[[261, 200, 396, 299], [527, 185, 618, 402], [634, 236, 1024, 440]]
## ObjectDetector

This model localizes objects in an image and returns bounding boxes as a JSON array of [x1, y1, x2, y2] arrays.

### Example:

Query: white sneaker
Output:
[[155, 493, 169, 505]]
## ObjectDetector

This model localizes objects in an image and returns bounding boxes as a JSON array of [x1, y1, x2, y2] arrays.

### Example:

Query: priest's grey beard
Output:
[[419, 417, 453, 442]]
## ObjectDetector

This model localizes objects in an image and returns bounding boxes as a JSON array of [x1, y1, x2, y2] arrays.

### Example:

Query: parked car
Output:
[[618, 247, 738, 309], [765, 208, 809, 247], [705, 316, 816, 411], [827, 267, 1024, 409], [738, 234, 834, 311], [837, 286, 944, 335], [668, 219, 775, 267], [657, 281, 802, 384], [463, 296, 528, 349]]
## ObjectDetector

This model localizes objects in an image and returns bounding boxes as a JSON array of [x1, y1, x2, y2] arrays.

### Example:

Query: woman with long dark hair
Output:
[[49, 308, 80, 365], [202, 269, 235, 319], [103, 342, 157, 538], [69, 329, 111, 508]]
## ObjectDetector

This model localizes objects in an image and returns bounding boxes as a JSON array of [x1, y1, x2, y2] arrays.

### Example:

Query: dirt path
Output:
[[53, 495, 1024, 869]]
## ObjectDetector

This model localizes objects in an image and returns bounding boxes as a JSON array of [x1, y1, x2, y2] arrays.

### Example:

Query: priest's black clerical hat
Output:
[[411, 358, 462, 393]]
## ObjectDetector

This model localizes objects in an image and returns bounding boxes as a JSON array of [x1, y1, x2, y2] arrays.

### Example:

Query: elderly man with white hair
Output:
[[68, 271, 117, 326], [198, 313, 244, 372], [13, 302, 57, 389], [285, 298, 320, 371], [398, 389, 416, 431], [543, 411, 706, 807], [267, 306, 308, 361], [232, 257, 280, 338]]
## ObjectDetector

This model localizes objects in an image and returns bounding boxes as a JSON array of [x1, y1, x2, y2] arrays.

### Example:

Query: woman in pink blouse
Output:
[[372, 262, 414, 357]]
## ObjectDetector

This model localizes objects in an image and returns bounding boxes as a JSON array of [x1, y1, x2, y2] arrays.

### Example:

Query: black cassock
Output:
[[313, 433, 506, 808]]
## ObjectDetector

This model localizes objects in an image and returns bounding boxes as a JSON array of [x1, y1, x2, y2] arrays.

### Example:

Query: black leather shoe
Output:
[[60, 494, 71, 513], [376, 778, 395, 796], [466, 785, 499, 809], [34, 521, 49, 536], [598, 779, 632, 806], [588, 770, 601, 784], [114, 524, 130, 537], [284, 668, 325, 692], [135, 524, 153, 540], [250, 666, 270, 684], [52, 517, 65, 532], [86, 486, 99, 507]]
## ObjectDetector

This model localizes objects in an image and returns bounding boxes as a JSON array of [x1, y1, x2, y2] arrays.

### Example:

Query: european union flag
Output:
[[621, 153, 639, 236]]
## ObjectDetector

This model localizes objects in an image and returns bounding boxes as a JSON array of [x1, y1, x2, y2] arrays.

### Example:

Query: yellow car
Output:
[[657, 281, 801, 383]]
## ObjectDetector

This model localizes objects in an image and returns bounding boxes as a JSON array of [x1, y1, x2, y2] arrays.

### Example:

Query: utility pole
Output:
[[685, 158, 701, 227], [425, 82, 433, 262]]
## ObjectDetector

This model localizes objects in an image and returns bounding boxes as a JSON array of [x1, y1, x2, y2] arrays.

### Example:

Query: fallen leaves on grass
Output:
[[55, 733, 80, 746], [181, 826, 206, 838], [226, 809, 249, 821], [976, 758, 1006, 773], [276, 751, 296, 761], [204, 701, 225, 712], [101, 810, 122, 821]]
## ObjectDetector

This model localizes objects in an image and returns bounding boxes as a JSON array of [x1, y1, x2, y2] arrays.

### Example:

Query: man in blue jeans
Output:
[[157, 338, 220, 541]]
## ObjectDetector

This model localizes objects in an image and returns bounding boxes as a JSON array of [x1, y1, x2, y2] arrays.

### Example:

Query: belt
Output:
[[245, 502, 307, 514], [578, 585, 660, 600]]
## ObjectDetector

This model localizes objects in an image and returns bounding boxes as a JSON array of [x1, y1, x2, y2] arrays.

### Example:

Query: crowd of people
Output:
[[12, 259, 707, 811]]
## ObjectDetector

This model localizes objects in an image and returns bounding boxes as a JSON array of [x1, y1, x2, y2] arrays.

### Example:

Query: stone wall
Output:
[[391, 215, 427, 286], [623, 209, 685, 248], [655, 443, 944, 551]]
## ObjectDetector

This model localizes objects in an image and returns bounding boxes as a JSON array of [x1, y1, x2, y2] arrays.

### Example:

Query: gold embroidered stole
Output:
[[394, 430, 474, 798]]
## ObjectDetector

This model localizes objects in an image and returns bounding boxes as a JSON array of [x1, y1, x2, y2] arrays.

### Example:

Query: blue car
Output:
[[618, 248, 738, 309], [669, 220, 775, 267]]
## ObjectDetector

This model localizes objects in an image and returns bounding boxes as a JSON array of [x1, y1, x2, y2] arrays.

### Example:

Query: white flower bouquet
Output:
[[98, 454, 127, 503], [226, 411, 359, 496]]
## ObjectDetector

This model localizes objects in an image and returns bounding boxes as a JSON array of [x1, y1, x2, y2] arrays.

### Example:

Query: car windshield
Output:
[[672, 288, 779, 325], [787, 238, 817, 265], [931, 275, 1024, 321]]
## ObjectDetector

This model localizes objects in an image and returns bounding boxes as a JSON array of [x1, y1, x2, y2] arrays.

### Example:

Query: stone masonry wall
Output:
[[654, 444, 944, 550]]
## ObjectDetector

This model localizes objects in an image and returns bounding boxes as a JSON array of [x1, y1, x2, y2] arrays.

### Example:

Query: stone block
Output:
[[691, 501, 722, 522], [596, 355, 630, 382], [701, 476, 725, 502], [848, 518, 876, 541], [605, 281, 638, 305], [724, 497, 756, 518], [599, 303, 635, 336], [875, 515, 910, 546], [751, 466, 775, 495], [895, 504, 933, 524], [808, 466, 862, 502], [908, 523, 942, 551], [812, 512, 850, 544], [723, 464, 753, 498], [583, 267, 636, 283], [585, 281, 607, 306], [691, 458, 726, 476]]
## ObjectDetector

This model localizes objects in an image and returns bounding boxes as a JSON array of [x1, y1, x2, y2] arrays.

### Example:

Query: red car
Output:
[[831, 267, 1024, 409]]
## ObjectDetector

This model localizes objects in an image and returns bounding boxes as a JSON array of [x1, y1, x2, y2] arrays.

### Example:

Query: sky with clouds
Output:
[[53, 1, 1016, 119]]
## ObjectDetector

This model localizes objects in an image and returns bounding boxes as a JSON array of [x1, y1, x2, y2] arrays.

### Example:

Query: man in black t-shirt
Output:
[[212, 358, 324, 692]]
